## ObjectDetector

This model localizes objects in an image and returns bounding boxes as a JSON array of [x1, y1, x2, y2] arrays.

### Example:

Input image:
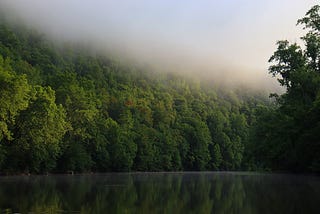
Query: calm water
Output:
[[0, 172, 319, 214]]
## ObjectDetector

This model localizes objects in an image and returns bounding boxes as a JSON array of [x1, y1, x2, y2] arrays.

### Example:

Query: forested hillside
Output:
[[1, 5, 320, 174], [0, 18, 269, 173]]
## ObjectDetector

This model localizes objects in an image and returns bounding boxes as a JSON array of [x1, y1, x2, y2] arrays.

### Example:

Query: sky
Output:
[[0, 0, 319, 89]]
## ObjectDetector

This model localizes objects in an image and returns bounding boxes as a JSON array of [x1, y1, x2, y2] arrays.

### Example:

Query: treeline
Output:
[[0, 19, 269, 173], [3, 5, 320, 174]]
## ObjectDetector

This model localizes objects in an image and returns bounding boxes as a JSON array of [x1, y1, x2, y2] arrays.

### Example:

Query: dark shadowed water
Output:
[[0, 172, 319, 214]]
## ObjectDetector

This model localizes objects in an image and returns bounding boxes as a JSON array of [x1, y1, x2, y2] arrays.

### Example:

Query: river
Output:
[[0, 172, 319, 213]]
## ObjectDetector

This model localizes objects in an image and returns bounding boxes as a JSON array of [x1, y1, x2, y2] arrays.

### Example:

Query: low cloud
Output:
[[1, 0, 316, 91]]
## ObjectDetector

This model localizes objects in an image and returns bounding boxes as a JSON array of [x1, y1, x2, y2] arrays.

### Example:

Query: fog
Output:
[[0, 0, 318, 90]]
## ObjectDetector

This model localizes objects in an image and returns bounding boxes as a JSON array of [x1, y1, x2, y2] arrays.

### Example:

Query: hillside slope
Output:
[[0, 21, 268, 173]]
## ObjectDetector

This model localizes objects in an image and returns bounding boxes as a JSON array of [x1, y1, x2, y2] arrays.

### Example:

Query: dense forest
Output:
[[0, 5, 319, 174]]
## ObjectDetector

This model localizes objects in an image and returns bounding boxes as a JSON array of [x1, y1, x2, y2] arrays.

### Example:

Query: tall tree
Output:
[[251, 5, 320, 172], [0, 55, 31, 142], [10, 86, 69, 172]]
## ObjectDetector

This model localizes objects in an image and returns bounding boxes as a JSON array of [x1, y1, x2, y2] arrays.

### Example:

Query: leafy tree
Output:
[[249, 5, 320, 172], [10, 86, 69, 172], [178, 117, 211, 170], [0, 55, 31, 141]]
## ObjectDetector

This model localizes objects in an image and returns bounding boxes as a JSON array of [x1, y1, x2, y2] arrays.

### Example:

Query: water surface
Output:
[[0, 172, 319, 213]]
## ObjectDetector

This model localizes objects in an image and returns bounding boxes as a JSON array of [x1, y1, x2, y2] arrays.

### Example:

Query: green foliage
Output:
[[9, 86, 69, 172], [177, 117, 211, 170], [0, 18, 266, 173], [0, 55, 31, 141]]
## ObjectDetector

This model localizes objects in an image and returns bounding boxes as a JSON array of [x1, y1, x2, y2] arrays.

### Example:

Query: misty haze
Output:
[[1, 0, 312, 90], [0, 1, 320, 213]]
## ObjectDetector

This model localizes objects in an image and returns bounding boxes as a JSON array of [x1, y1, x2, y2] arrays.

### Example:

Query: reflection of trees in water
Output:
[[210, 174, 247, 213], [0, 176, 63, 213], [0, 173, 319, 213]]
